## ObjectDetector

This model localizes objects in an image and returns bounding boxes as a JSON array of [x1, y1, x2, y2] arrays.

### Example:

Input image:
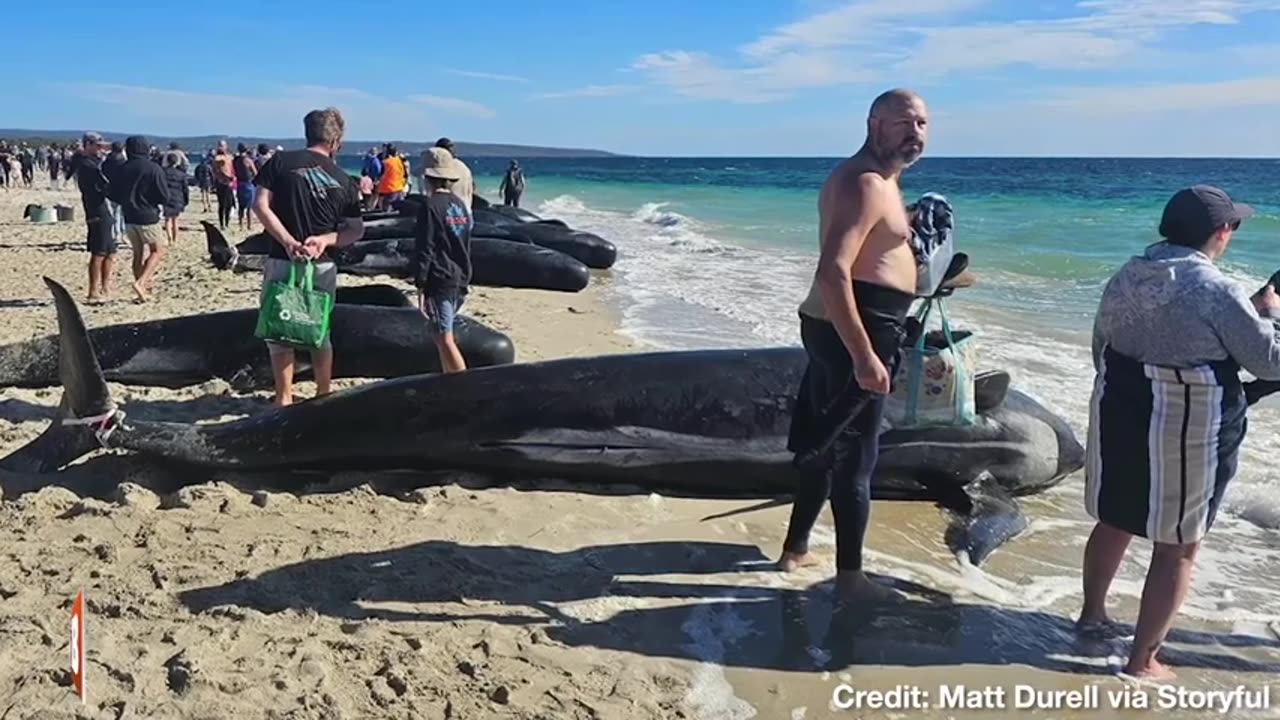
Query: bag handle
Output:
[[936, 297, 958, 350], [912, 298, 934, 351], [935, 298, 971, 421], [287, 260, 315, 293]]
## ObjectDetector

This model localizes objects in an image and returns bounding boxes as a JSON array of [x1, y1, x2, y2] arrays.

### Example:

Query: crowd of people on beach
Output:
[[66, 133, 192, 303], [0, 142, 81, 190], [63, 110, 479, 407]]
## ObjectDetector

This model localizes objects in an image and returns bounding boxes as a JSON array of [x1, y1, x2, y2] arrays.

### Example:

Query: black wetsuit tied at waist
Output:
[[784, 280, 916, 572], [787, 281, 915, 469]]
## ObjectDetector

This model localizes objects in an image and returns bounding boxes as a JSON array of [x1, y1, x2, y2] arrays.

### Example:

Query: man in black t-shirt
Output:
[[73, 131, 115, 303], [252, 107, 365, 407], [413, 147, 473, 373]]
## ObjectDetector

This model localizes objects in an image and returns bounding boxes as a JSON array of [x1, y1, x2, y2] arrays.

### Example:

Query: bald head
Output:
[[865, 88, 927, 169], [869, 88, 924, 119]]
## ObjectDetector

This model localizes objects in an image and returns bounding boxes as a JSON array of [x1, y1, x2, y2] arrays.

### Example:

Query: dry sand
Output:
[[2, 185, 1278, 720]]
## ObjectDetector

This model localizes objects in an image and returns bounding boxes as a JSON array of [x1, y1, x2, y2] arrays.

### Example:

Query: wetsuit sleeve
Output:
[[1212, 285, 1280, 380], [413, 204, 438, 290]]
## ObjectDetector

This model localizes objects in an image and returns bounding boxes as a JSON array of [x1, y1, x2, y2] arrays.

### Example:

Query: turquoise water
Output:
[[345, 156, 1277, 336]]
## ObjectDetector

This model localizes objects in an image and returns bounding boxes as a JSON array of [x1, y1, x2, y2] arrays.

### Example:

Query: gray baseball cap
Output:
[[1158, 185, 1254, 243]]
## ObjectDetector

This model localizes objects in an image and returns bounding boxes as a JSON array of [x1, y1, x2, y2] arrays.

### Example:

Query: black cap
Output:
[[435, 137, 453, 149], [1159, 185, 1254, 244], [124, 135, 149, 157]]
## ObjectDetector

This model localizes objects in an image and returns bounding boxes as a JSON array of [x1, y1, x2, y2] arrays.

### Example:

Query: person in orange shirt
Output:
[[376, 144, 407, 207], [212, 140, 236, 230]]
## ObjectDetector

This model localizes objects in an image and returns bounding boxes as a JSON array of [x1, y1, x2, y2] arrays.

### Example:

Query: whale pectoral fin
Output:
[[940, 471, 1028, 566], [1245, 380, 1280, 406], [973, 371, 1011, 412]]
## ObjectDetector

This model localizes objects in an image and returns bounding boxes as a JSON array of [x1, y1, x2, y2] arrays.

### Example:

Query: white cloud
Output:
[[1033, 77, 1280, 114], [443, 69, 530, 84], [406, 94, 497, 118], [896, 25, 1139, 76], [928, 75, 1280, 156], [60, 83, 495, 137], [528, 84, 640, 100], [631, 0, 1280, 102], [740, 0, 983, 58], [630, 49, 877, 103]]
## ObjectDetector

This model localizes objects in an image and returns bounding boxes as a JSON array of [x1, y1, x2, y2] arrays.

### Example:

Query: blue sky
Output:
[[8, 0, 1280, 156]]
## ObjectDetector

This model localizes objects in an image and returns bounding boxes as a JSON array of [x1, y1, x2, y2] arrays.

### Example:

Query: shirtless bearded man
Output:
[[780, 89, 928, 605]]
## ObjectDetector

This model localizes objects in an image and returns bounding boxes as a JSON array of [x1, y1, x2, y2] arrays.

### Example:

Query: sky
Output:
[[7, 0, 1280, 157]]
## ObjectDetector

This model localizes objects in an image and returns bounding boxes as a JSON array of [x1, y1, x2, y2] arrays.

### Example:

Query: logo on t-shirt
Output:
[[294, 167, 342, 202], [444, 202, 471, 240]]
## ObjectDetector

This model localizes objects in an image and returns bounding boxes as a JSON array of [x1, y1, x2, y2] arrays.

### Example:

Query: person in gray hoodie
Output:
[[1076, 185, 1280, 680]]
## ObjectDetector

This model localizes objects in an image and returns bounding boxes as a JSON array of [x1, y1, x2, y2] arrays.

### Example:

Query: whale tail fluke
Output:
[[0, 278, 115, 473], [202, 220, 237, 270], [942, 471, 1028, 566], [1245, 380, 1280, 406]]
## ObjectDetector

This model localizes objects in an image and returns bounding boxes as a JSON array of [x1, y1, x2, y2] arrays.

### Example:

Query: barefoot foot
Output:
[[778, 551, 820, 573], [132, 281, 151, 303], [1123, 658, 1176, 681], [834, 572, 905, 606], [1075, 614, 1125, 639]]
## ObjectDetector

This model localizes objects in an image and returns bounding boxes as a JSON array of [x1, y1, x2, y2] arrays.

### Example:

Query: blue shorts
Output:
[[237, 183, 256, 208], [422, 290, 463, 336]]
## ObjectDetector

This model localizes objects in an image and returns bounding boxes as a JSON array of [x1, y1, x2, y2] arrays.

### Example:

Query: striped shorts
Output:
[[1085, 346, 1247, 545]]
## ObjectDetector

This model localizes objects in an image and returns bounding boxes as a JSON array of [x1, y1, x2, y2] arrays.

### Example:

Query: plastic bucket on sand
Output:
[[27, 205, 55, 224], [55, 205, 74, 222]]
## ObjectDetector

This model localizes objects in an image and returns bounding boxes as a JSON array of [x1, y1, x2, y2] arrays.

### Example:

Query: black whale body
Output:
[[395, 194, 617, 269], [0, 285, 515, 390], [2, 279, 1087, 565], [206, 223, 589, 293], [472, 209, 616, 269]]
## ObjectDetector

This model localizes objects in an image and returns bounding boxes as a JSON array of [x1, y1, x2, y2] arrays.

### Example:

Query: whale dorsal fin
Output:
[[974, 370, 1011, 413]]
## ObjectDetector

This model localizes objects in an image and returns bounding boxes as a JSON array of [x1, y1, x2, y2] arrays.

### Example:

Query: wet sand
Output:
[[1, 185, 1278, 719]]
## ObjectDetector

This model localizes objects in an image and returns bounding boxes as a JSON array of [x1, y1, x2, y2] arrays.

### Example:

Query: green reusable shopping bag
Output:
[[884, 297, 978, 428], [254, 261, 334, 349]]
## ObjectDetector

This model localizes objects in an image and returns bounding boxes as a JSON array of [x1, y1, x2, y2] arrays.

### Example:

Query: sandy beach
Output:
[[2, 183, 1279, 720]]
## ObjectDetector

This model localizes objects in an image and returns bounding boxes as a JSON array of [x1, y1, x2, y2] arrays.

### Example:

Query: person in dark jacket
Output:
[[193, 154, 213, 213], [102, 141, 128, 241], [161, 152, 189, 245], [73, 131, 116, 303], [106, 135, 171, 303], [413, 147, 473, 373], [498, 160, 525, 207]]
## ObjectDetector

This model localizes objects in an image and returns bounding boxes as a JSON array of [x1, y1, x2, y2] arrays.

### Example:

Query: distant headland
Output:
[[0, 128, 623, 158]]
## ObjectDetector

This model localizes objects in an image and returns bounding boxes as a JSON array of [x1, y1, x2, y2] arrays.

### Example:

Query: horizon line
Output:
[[2, 129, 1278, 160]]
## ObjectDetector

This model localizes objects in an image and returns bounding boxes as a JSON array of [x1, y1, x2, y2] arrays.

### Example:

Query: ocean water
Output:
[[348, 155, 1280, 659]]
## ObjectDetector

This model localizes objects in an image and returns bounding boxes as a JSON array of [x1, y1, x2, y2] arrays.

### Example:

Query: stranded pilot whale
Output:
[[0, 278, 1086, 565], [204, 222, 591, 293], [0, 284, 515, 391]]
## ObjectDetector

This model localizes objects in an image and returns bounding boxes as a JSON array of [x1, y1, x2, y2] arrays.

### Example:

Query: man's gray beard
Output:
[[870, 139, 920, 170]]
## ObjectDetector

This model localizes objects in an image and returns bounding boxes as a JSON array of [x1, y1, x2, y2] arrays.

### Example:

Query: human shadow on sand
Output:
[[0, 298, 51, 309], [176, 539, 1280, 676], [0, 242, 78, 251], [0, 394, 270, 425]]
